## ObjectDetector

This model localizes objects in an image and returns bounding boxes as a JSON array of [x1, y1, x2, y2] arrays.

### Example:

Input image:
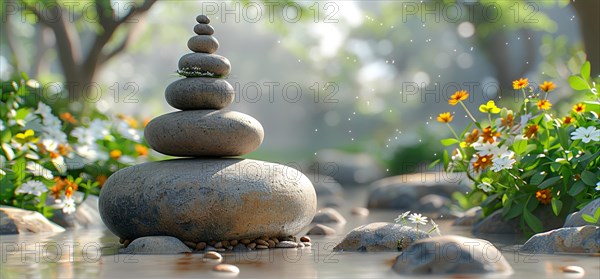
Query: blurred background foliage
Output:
[[1, 0, 598, 174]]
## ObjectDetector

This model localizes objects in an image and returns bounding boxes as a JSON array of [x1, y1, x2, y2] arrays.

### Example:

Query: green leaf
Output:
[[443, 150, 450, 170], [557, 126, 569, 150], [568, 181, 586, 196], [538, 176, 561, 189], [580, 170, 597, 186], [441, 138, 460, 146], [551, 199, 562, 216], [529, 172, 547, 186], [522, 209, 543, 232], [513, 139, 527, 155], [427, 159, 441, 170], [568, 75, 589, 91], [581, 61, 591, 82], [581, 214, 597, 224]]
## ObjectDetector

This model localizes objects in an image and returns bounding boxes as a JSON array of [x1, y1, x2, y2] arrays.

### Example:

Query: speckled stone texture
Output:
[[393, 236, 513, 275], [144, 110, 264, 157], [333, 222, 430, 252], [165, 77, 234, 110], [520, 225, 600, 254], [178, 53, 231, 76], [99, 158, 317, 242], [194, 24, 214, 35], [120, 236, 191, 254], [187, 35, 219, 53]]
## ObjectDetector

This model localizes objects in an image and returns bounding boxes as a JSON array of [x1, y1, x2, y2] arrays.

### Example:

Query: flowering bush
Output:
[[436, 61, 600, 233], [1, 74, 154, 217]]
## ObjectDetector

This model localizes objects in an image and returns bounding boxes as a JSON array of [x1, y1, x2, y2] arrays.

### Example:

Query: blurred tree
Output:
[[1, 0, 157, 103], [572, 0, 599, 75]]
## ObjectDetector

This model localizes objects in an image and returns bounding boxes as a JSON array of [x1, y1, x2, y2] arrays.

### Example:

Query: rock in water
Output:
[[165, 77, 235, 110], [564, 198, 600, 227], [99, 158, 317, 242], [144, 110, 264, 157], [520, 225, 600, 254], [392, 236, 513, 275], [333, 222, 429, 252], [121, 236, 191, 254]]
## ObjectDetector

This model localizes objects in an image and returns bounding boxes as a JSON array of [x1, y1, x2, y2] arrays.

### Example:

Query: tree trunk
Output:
[[572, 1, 600, 75]]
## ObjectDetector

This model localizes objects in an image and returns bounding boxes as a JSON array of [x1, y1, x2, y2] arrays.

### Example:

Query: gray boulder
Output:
[[367, 173, 467, 209], [0, 206, 65, 234], [393, 235, 513, 275], [520, 225, 600, 254], [121, 236, 191, 254], [313, 149, 384, 185], [306, 224, 337, 236], [333, 222, 430, 252], [312, 208, 346, 224], [564, 198, 600, 227]]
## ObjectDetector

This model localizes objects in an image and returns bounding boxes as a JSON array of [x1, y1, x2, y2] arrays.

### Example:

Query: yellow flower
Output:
[[512, 78, 529, 90], [448, 90, 469, 106], [436, 112, 453, 123], [573, 103, 586, 113], [524, 124, 539, 139], [135, 144, 149, 156], [537, 99, 552, 110], [563, 116, 574, 125], [15, 129, 39, 144], [539, 81, 556, 92], [535, 189, 552, 205], [110, 150, 122, 160], [479, 100, 501, 114]]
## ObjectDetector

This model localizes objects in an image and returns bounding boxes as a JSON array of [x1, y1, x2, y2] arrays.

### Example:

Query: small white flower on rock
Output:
[[15, 180, 47, 197], [408, 213, 428, 225], [62, 197, 76, 214]]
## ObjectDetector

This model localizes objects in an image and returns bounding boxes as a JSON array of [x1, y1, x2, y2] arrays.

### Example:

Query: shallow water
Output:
[[1, 186, 598, 279]]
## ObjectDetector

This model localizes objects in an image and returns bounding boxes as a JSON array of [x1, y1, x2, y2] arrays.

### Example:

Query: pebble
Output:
[[240, 239, 251, 245], [304, 242, 312, 247], [351, 207, 370, 216], [300, 236, 311, 243], [188, 35, 219, 54], [203, 251, 223, 261], [214, 242, 223, 248], [194, 24, 215, 35], [178, 53, 231, 77], [247, 243, 256, 249], [196, 15, 210, 24], [276, 241, 298, 248], [271, 237, 279, 244], [256, 245, 269, 249], [297, 242, 305, 248], [196, 242, 207, 250], [230, 240, 238, 246], [212, 264, 240, 275], [267, 240, 276, 248], [255, 239, 269, 246], [560, 266, 585, 274], [307, 224, 337, 236], [183, 241, 197, 249]]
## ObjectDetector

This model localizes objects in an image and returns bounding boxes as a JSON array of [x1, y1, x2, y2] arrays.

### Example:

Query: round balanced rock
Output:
[[178, 53, 231, 77], [188, 35, 219, 54], [99, 158, 317, 242], [144, 110, 264, 157], [194, 24, 214, 35], [165, 77, 234, 110]]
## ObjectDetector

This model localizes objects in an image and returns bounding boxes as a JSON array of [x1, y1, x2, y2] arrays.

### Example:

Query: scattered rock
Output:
[[564, 198, 600, 227], [203, 251, 223, 261], [196, 15, 210, 24], [212, 264, 240, 275], [276, 241, 298, 248], [99, 158, 317, 242], [0, 206, 65, 234], [194, 24, 215, 35], [367, 173, 467, 209], [333, 222, 430, 252], [178, 53, 231, 77], [312, 208, 346, 224], [306, 224, 336, 236], [520, 225, 600, 254], [560, 266, 585, 274], [300, 236, 311, 242], [187, 35, 219, 54], [453, 206, 482, 226], [144, 110, 264, 157], [165, 77, 234, 110], [120, 236, 191, 254], [313, 149, 384, 185], [350, 207, 369, 216], [392, 235, 513, 275]]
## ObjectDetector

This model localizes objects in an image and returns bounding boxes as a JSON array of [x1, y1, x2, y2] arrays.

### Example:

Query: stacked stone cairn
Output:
[[99, 15, 317, 251]]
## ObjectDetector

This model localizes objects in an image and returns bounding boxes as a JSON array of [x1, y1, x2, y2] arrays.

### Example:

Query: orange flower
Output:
[[50, 177, 67, 199], [535, 189, 552, 205], [573, 103, 586, 113], [512, 78, 529, 90], [143, 118, 151, 128], [473, 154, 493, 172], [59, 112, 77, 124], [110, 150, 122, 160], [117, 114, 139, 128], [537, 99, 552, 110], [57, 144, 72, 156], [539, 81, 556, 92], [563, 116, 574, 125], [501, 113, 514, 128], [49, 152, 60, 159], [65, 186, 74, 198], [464, 129, 480, 145], [448, 90, 469, 106], [135, 144, 149, 156], [481, 126, 500, 143], [96, 175, 108, 188], [524, 124, 539, 139], [436, 112, 453, 123]]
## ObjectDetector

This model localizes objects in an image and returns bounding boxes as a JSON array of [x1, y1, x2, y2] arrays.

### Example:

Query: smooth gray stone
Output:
[[393, 235, 513, 275], [196, 15, 210, 24], [333, 222, 430, 252], [187, 35, 219, 54], [120, 236, 191, 254], [194, 24, 215, 35], [520, 225, 600, 254], [165, 77, 234, 110], [306, 224, 336, 236], [144, 110, 264, 157], [99, 158, 317, 242], [0, 206, 65, 234], [178, 53, 231, 77], [564, 198, 600, 227], [311, 207, 346, 224]]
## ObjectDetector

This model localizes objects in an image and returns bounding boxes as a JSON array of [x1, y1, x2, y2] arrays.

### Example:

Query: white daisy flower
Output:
[[571, 126, 600, 143], [394, 211, 411, 224], [62, 197, 76, 214], [408, 213, 428, 225], [15, 180, 47, 196], [491, 155, 516, 172]]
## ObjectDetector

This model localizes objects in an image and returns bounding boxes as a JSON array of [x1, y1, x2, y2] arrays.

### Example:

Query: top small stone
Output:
[[196, 15, 210, 24]]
